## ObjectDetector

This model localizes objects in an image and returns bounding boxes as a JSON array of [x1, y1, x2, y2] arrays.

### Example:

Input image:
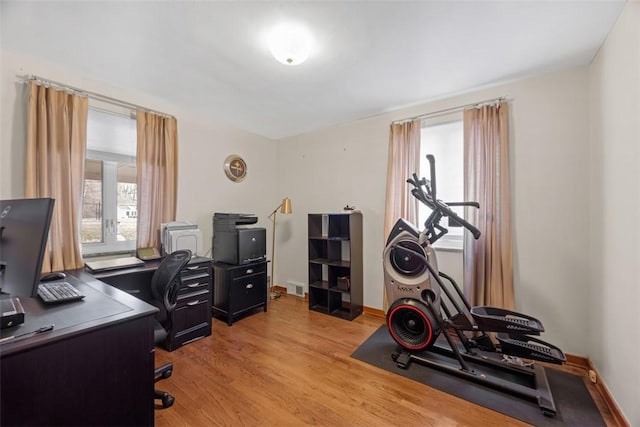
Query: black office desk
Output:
[[90, 256, 213, 351], [0, 270, 158, 426], [91, 258, 161, 302]]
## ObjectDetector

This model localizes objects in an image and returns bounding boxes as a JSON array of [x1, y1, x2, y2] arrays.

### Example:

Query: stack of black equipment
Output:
[[212, 213, 266, 265]]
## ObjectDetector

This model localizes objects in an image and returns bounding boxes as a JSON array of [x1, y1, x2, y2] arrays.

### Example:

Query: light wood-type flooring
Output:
[[155, 294, 616, 426]]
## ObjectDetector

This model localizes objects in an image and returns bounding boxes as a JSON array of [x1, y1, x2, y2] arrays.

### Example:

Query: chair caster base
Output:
[[155, 391, 175, 409], [162, 394, 175, 408]]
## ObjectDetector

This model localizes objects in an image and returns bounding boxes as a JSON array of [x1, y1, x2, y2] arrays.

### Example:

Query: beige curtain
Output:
[[463, 102, 514, 309], [136, 110, 178, 249], [383, 120, 421, 310], [25, 81, 88, 272]]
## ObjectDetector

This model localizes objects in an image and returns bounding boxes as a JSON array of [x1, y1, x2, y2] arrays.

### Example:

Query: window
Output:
[[81, 107, 137, 255], [420, 119, 464, 250]]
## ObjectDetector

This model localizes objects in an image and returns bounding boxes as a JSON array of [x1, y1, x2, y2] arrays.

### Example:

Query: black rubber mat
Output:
[[351, 325, 605, 426]]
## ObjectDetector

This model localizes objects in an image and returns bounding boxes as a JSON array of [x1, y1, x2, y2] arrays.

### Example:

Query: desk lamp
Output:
[[269, 197, 292, 299]]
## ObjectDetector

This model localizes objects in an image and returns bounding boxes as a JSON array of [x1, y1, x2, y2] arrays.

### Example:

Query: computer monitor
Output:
[[0, 198, 55, 297]]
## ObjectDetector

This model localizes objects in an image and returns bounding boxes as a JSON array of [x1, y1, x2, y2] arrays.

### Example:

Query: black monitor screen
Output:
[[0, 198, 55, 297]]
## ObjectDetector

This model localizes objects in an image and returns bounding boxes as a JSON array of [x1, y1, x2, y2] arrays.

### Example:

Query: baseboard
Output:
[[274, 285, 288, 294], [584, 358, 630, 427], [563, 353, 591, 371], [363, 306, 385, 318], [564, 354, 629, 426]]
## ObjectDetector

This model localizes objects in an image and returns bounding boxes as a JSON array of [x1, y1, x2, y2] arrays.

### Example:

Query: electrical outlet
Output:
[[588, 370, 597, 384]]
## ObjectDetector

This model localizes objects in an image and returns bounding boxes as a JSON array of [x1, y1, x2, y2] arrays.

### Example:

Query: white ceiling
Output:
[[1, 1, 626, 140]]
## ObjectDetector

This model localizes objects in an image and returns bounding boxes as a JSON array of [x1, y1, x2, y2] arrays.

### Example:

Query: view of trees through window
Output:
[[116, 180, 137, 241], [82, 179, 102, 243], [82, 179, 137, 243]]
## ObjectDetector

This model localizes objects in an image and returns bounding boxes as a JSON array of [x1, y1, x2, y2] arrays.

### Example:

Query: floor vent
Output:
[[287, 281, 305, 297]]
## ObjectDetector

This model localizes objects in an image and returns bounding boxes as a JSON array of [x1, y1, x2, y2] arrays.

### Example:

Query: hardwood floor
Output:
[[154, 295, 612, 426]]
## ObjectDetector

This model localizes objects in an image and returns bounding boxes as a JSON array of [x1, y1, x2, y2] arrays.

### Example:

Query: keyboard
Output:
[[37, 282, 85, 304]]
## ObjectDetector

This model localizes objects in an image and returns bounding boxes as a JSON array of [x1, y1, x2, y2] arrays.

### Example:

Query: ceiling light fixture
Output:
[[268, 23, 313, 66]]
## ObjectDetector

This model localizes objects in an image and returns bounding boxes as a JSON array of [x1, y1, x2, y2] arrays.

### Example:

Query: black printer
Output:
[[212, 213, 266, 265]]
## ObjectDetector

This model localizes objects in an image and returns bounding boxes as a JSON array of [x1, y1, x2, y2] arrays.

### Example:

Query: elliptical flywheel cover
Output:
[[387, 298, 440, 351]]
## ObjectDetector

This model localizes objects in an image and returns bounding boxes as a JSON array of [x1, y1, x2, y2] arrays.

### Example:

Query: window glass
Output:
[[81, 107, 137, 255], [81, 159, 103, 244], [116, 163, 137, 241], [420, 120, 464, 249]]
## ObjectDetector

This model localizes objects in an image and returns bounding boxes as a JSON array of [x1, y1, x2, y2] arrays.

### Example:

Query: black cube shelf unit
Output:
[[308, 212, 363, 320]]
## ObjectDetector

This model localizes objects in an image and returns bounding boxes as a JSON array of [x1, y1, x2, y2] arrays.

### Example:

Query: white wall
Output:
[[0, 50, 278, 257], [589, 2, 640, 425], [277, 66, 593, 356], [3, 12, 639, 420]]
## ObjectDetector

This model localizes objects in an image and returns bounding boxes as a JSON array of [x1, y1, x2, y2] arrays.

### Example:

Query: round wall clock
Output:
[[224, 154, 247, 182]]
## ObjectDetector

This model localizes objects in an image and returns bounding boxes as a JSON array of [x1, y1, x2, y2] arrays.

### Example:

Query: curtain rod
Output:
[[391, 96, 507, 125], [89, 105, 136, 120], [19, 74, 175, 119]]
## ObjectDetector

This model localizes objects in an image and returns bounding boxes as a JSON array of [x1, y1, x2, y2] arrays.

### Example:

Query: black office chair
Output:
[[151, 249, 192, 409]]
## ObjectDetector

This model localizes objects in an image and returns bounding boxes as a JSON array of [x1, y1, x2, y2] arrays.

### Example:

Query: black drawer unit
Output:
[[163, 256, 213, 351], [213, 260, 268, 326]]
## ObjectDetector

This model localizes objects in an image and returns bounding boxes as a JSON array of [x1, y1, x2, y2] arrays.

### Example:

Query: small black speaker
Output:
[[386, 298, 441, 351]]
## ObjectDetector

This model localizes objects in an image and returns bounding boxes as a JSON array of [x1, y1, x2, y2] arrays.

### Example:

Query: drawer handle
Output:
[[189, 273, 209, 279], [186, 300, 201, 306], [182, 335, 205, 345], [246, 283, 253, 289], [246, 269, 254, 274]]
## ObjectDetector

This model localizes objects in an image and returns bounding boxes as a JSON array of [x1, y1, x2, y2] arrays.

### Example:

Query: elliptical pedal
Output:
[[497, 333, 566, 365], [470, 306, 545, 335]]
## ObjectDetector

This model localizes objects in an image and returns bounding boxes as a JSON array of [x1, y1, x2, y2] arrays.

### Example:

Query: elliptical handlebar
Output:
[[426, 154, 437, 202], [408, 155, 482, 241], [437, 200, 481, 240]]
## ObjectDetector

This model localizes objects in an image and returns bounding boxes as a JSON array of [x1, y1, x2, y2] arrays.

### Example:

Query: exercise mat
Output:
[[351, 325, 605, 426]]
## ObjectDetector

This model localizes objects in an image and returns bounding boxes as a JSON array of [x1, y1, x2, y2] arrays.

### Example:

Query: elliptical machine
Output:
[[383, 154, 565, 417]]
